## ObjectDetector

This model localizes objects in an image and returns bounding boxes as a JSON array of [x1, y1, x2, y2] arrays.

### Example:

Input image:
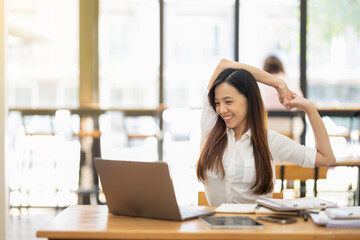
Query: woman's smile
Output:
[[222, 114, 233, 122]]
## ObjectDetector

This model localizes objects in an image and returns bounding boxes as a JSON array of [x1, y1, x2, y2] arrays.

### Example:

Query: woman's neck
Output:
[[233, 126, 249, 141]]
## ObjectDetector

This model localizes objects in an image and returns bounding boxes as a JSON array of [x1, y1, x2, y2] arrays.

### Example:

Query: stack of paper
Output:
[[310, 207, 360, 228], [325, 207, 360, 219], [255, 196, 338, 211], [215, 204, 298, 215]]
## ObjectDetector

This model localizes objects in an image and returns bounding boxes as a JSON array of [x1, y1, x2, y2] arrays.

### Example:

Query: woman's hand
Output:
[[284, 94, 316, 113], [276, 80, 296, 109]]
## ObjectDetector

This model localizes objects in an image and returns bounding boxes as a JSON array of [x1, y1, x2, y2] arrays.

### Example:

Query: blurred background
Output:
[[1, 0, 360, 239]]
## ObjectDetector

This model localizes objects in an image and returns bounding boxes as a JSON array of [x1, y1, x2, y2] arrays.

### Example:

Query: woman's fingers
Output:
[[277, 83, 297, 109], [284, 95, 312, 112]]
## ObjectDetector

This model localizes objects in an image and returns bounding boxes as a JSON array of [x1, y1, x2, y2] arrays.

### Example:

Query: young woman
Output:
[[196, 59, 336, 206]]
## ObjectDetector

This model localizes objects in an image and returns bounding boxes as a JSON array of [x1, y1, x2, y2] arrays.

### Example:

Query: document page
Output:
[[215, 204, 258, 213], [216, 203, 298, 215]]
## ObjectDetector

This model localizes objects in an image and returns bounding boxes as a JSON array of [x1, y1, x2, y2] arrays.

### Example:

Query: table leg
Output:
[[300, 181, 306, 198], [314, 167, 318, 197], [77, 115, 101, 205], [280, 166, 285, 192], [357, 166, 360, 206]]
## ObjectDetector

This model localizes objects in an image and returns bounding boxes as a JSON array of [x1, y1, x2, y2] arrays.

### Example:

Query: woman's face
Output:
[[214, 82, 248, 137]]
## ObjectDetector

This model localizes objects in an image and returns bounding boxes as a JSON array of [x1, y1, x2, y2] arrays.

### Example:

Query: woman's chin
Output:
[[225, 122, 235, 129]]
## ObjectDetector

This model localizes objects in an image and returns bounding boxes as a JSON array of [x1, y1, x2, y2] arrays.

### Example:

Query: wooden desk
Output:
[[37, 205, 360, 240]]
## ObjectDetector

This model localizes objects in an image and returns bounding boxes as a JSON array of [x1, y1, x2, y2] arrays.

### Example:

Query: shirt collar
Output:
[[227, 128, 252, 141]]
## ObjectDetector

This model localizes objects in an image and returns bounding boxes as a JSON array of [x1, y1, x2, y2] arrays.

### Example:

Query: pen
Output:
[[303, 210, 308, 222]]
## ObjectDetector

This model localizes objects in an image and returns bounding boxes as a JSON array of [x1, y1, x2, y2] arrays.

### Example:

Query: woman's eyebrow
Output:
[[214, 96, 234, 101], [221, 96, 234, 100]]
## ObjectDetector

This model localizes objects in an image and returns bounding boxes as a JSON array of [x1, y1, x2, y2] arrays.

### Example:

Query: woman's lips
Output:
[[223, 115, 233, 122]]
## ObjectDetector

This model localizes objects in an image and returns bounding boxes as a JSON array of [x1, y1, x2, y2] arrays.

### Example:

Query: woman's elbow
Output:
[[219, 58, 229, 64], [218, 58, 231, 68], [326, 156, 336, 166], [315, 153, 336, 166]]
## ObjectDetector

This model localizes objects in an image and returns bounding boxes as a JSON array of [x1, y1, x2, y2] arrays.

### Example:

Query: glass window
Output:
[[238, 0, 302, 145], [162, 0, 235, 204], [308, 0, 360, 107], [164, 0, 235, 108], [239, 0, 300, 91], [7, 0, 79, 108], [99, 0, 160, 108]]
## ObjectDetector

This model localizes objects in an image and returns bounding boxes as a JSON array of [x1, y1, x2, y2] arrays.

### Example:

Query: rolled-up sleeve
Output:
[[268, 130, 316, 168]]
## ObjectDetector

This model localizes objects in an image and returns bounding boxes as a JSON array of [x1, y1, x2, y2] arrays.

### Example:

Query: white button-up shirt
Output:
[[201, 93, 316, 206]]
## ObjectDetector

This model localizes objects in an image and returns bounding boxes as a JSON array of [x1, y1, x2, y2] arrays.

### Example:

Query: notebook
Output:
[[310, 211, 360, 228], [325, 207, 360, 219], [255, 196, 337, 211], [94, 158, 215, 221]]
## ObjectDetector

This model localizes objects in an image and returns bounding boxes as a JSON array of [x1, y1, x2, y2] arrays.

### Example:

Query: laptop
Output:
[[94, 158, 215, 221]]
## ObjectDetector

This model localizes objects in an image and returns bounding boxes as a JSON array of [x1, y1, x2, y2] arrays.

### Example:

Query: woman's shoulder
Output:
[[267, 129, 280, 138], [266, 129, 286, 145]]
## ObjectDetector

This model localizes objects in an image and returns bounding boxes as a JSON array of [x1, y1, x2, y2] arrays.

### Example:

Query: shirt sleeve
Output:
[[200, 91, 218, 147], [268, 130, 316, 168]]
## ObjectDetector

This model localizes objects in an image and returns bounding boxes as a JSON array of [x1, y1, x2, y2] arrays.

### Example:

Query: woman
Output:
[[196, 59, 336, 206]]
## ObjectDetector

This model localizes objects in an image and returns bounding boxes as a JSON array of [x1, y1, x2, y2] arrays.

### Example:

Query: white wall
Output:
[[0, 0, 8, 239]]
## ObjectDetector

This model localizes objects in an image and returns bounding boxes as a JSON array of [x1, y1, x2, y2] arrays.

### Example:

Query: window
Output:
[[164, 0, 235, 108], [307, 0, 360, 107], [99, 0, 160, 108], [239, 0, 300, 88], [7, 0, 79, 108]]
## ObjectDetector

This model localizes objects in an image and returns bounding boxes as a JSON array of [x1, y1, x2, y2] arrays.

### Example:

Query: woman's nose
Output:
[[218, 104, 228, 114]]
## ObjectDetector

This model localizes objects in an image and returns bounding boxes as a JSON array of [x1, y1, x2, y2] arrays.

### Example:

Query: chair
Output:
[[198, 192, 209, 206], [275, 163, 328, 197], [198, 191, 283, 206], [73, 116, 102, 205]]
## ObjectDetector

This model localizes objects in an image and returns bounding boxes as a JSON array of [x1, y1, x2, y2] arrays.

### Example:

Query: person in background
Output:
[[262, 55, 304, 143], [261, 55, 303, 110], [196, 59, 336, 206], [263, 55, 285, 75]]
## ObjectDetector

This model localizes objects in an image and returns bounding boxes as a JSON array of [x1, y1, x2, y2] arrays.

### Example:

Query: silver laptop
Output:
[[94, 158, 215, 221]]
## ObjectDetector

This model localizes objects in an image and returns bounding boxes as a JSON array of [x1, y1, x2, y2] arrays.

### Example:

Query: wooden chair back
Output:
[[198, 191, 283, 206], [275, 164, 328, 181]]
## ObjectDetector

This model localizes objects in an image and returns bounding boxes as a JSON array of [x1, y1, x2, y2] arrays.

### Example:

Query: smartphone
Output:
[[256, 216, 297, 224]]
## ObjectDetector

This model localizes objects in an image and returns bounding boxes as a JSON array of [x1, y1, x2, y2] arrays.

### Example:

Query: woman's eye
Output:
[[214, 102, 219, 106], [226, 101, 232, 104]]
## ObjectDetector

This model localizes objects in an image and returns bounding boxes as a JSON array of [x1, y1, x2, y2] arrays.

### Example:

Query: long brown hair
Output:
[[196, 68, 273, 195]]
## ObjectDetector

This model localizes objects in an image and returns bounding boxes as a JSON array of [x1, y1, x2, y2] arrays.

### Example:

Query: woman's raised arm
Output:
[[284, 94, 336, 166], [208, 59, 295, 106]]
